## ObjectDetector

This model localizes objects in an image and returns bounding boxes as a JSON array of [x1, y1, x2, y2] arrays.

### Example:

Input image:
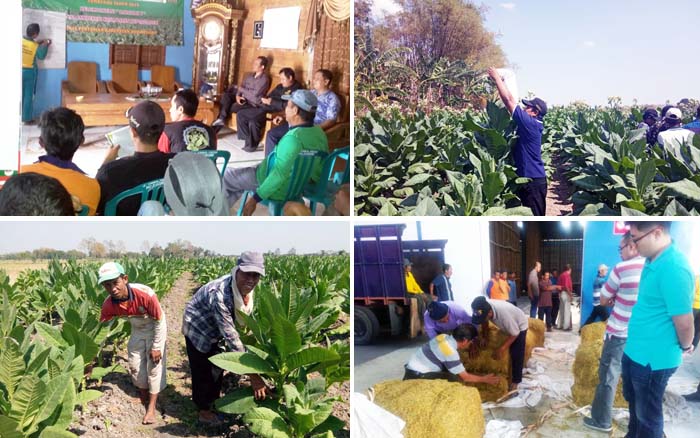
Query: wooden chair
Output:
[[106, 63, 140, 94], [149, 65, 182, 93], [61, 61, 104, 105]]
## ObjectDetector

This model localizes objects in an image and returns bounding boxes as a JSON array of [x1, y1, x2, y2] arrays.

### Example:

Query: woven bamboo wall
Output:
[[489, 222, 522, 294]]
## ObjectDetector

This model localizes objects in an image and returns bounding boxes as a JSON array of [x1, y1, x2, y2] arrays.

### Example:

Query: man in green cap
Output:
[[99, 261, 167, 425]]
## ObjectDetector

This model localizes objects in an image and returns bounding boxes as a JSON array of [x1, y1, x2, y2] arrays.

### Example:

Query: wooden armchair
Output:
[[106, 63, 140, 94], [149, 65, 182, 93], [61, 61, 104, 105]]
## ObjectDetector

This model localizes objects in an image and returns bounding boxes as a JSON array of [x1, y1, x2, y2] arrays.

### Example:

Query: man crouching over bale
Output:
[[471, 296, 528, 392], [98, 262, 166, 425], [404, 324, 500, 385]]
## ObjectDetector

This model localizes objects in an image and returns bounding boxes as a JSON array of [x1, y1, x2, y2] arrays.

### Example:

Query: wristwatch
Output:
[[681, 345, 692, 352]]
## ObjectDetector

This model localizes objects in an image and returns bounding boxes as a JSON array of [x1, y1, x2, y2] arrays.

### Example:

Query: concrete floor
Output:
[[354, 297, 700, 438], [20, 125, 328, 215]]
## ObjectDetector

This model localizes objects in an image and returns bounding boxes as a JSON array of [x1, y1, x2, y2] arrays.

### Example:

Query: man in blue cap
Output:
[[487, 67, 548, 216], [423, 301, 474, 339], [222, 89, 329, 215]]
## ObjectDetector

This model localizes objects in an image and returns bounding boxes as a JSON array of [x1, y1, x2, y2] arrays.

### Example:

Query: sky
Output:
[[0, 220, 350, 255], [371, 0, 700, 106]]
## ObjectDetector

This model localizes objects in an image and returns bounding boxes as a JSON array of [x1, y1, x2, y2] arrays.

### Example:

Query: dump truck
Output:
[[354, 224, 447, 345]]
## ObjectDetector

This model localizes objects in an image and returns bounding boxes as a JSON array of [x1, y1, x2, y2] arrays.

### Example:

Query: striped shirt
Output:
[[601, 256, 645, 338], [406, 334, 465, 375]]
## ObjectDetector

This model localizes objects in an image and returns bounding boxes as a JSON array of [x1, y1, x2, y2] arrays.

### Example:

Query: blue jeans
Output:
[[621, 353, 677, 438], [529, 294, 539, 318], [590, 335, 626, 428]]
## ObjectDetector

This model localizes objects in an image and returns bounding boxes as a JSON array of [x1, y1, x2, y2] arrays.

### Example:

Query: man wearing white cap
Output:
[[182, 251, 267, 424], [98, 261, 166, 425], [222, 89, 329, 215], [657, 107, 695, 161]]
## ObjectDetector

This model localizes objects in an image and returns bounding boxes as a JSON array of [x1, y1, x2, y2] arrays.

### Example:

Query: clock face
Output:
[[203, 19, 222, 42]]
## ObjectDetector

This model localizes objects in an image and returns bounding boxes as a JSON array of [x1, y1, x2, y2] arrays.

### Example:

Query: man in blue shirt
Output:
[[487, 67, 547, 216], [620, 222, 694, 438], [430, 263, 454, 302]]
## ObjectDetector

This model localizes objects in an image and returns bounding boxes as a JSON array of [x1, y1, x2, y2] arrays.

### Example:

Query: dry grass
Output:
[[0, 260, 51, 282], [373, 379, 484, 438]]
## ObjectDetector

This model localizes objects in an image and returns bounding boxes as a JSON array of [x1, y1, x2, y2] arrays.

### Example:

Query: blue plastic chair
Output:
[[236, 149, 326, 216], [103, 179, 165, 216], [195, 149, 230, 177], [304, 146, 349, 215]]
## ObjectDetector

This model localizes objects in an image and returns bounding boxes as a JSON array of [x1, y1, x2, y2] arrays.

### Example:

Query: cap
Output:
[[471, 296, 492, 325], [281, 89, 318, 112], [428, 301, 449, 320], [521, 97, 548, 117], [664, 107, 682, 121], [126, 100, 165, 140], [237, 251, 265, 276], [98, 261, 126, 284], [164, 152, 228, 216], [642, 108, 659, 120], [403, 258, 412, 267]]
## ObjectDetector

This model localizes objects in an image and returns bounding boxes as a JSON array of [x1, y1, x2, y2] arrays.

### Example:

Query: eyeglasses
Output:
[[630, 227, 659, 245], [617, 244, 629, 253]]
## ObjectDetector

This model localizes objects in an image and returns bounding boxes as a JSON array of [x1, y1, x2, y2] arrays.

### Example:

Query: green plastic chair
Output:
[[103, 179, 165, 216], [236, 149, 326, 216], [304, 146, 349, 215], [195, 149, 231, 177]]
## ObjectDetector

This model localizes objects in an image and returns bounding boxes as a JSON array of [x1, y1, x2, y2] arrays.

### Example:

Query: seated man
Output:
[[0, 172, 75, 216], [159, 88, 216, 153], [21, 107, 100, 215], [222, 89, 328, 215], [264, 69, 341, 156], [212, 56, 270, 129], [404, 324, 500, 385], [96, 101, 175, 215], [235, 67, 303, 152]]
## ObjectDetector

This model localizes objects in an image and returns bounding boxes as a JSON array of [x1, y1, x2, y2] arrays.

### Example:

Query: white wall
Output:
[[357, 219, 492, 313]]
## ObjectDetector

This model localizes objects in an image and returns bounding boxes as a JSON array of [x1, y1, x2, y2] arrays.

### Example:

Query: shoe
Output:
[[242, 146, 258, 153], [198, 412, 226, 425], [583, 416, 612, 433], [212, 118, 225, 127]]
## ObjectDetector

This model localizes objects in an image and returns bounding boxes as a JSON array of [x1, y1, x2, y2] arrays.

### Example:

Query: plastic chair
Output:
[[103, 179, 165, 216], [304, 146, 349, 215], [195, 149, 230, 177], [236, 149, 326, 216]]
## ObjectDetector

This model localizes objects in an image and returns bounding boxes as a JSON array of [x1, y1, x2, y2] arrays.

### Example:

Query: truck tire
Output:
[[354, 305, 379, 345]]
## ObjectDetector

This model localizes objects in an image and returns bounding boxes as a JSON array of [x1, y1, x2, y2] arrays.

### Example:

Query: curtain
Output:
[[322, 0, 350, 22]]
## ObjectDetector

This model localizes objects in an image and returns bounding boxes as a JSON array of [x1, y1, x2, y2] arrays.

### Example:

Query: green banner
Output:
[[22, 0, 184, 45]]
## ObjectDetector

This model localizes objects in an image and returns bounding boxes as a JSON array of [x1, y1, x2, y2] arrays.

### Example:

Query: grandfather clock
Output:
[[191, 0, 246, 95]]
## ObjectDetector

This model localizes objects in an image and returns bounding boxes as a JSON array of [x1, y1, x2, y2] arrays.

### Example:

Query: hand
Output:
[[249, 374, 267, 400], [242, 197, 257, 216], [104, 144, 120, 163], [273, 115, 284, 125], [492, 347, 505, 360], [477, 337, 487, 349], [236, 95, 246, 105], [150, 349, 162, 364], [682, 345, 695, 357], [482, 373, 500, 385], [487, 67, 499, 81], [261, 97, 271, 105]]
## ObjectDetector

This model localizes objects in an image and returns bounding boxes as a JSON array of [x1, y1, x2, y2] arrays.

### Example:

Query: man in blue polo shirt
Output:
[[487, 67, 547, 216], [429, 263, 454, 302], [622, 221, 695, 438]]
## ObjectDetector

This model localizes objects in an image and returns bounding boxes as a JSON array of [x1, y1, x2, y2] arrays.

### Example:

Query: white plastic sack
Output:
[[483, 419, 523, 438], [496, 68, 519, 103], [351, 392, 406, 438]]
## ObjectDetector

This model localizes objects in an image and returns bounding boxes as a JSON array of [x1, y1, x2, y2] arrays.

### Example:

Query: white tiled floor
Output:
[[20, 125, 327, 215]]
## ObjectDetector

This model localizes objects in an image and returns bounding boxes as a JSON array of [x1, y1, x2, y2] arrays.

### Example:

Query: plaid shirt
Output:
[[182, 273, 245, 354]]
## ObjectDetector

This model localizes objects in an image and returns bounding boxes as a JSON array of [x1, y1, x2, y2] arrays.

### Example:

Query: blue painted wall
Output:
[[580, 222, 692, 323], [33, 2, 194, 119]]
